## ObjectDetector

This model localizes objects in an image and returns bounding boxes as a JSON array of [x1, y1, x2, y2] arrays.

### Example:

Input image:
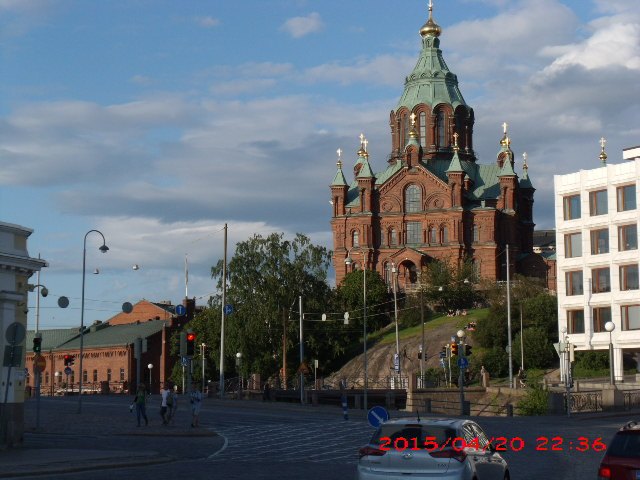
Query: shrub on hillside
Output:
[[517, 385, 549, 416], [513, 328, 556, 370], [478, 347, 508, 378]]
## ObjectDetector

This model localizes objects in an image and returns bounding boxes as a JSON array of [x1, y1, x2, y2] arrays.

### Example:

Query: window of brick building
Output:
[[589, 189, 608, 216], [565, 270, 584, 296], [45, 372, 49, 384], [619, 224, 638, 251], [428, 226, 437, 243], [592, 267, 610, 293], [622, 305, 640, 331], [406, 221, 421, 244], [405, 185, 421, 213], [590, 228, 609, 255], [352, 229, 359, 247], [83, 370, 87, 382], [564, 232, 582, 258], [441, 226, 448, 244], [473, 224, 479, 242], [390, 228, 398, 246], [593, 307, 611, 333], [419, 112, 427, 148], [617, 184, 636, 212], [120, 368, 125, 382], [620, 264, 639, 290], [107, 369, 112, 382], [567, 310, 585, 334], [93, 369, 98, 382], [563, 194, 581, 220], [437, 111, 446, 148]]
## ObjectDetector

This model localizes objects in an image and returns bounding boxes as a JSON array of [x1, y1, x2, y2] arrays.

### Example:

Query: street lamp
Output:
[[201, 343, 207, 394], [382, 259, 401, 381], [605, 321, 616, 386], [344, 247, 371, 411], [560, 326, 571, 417], [457, 329, 466, 415], [147, 363, 153, 393], [236, 352, 242, 398], [78, 230, 109, 414]]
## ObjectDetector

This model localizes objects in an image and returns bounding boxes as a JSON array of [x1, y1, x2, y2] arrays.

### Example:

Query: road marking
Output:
[[207, 432, 228, 459]]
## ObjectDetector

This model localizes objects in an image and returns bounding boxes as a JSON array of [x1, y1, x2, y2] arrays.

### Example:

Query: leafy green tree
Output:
[[513, 328, 556, 370], [472, 306, 507, 349], [478, 347, 508, 378], [336, 269, 391, 333], [421, 259, 478, 312], [200, 233, 334, 384], [522, 294, 558, 338]]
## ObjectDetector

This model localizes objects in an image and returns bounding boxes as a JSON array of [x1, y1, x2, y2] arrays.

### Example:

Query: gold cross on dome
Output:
[[363, 138, 369, 152], [523, 152, 528, 167], [337, 148, 342, 159], [453, 132, 459, 148], [502, 122, 508, 134], [429, 0, 433, 13], [359, 133, 365, 145], [600, 137, 607, 149], [410, 112, 417, 126]]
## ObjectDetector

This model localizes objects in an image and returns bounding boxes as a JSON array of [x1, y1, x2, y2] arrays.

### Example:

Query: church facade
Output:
[[330, 5, 544, 290]]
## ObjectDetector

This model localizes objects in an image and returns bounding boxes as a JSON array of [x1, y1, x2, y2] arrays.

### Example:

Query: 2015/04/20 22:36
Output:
[[378, 436, 607, 453]]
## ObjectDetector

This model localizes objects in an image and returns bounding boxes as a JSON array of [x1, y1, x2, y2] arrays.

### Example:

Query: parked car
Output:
[[598, 420, 640, 479], [357, 417, 509, 480]]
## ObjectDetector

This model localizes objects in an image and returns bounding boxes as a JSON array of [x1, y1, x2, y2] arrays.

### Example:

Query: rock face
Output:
[[326, 320, 470, 387]]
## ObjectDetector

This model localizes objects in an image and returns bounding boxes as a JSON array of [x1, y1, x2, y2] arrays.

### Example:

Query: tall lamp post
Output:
[[78, 230, 109, 414], [235, 352, 242, 399], [382, 259, 402, 381], [457, 329, 467, 415], [344, 247, 371, 411], [147, 363, 153, 393], [605, 321, 616, 386], [560, 327, 571, 417]]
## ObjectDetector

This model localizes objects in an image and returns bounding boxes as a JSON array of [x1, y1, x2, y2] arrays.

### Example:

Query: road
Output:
[[17, 395, 628, 479]]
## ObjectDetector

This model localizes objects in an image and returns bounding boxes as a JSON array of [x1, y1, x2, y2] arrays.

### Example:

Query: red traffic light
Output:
[[64, 354, 71, 366], [186, 333, 196, 342]]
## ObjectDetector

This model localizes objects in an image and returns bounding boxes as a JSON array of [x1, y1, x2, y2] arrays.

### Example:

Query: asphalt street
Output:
[[11, 395, 631, 479]]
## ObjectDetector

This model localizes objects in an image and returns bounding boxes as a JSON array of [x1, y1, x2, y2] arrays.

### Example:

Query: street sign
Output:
[[393, 353, 400, 374], [440, 359, 445, 368], [457, 357, 469, 369], [33, 355, 46, 373], [553, 342, 560, 357], [224, 304, 233, 315], [5, 322, 26, 345], [64, 367, 72, 376], [367, 406, 389, 428], [181, 356, 189, 367], [175, 304, 186, 316], [122, 302, 133, 314]]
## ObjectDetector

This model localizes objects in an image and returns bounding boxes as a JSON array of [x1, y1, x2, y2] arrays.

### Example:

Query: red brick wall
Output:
[[108, 300, 172, 325]]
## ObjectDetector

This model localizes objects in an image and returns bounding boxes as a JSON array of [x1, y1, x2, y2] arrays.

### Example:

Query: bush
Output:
[[479, 347, 508, 378], [513, 328, 556, 370], [575, 351, 609, 370], [517, 386, 549, 415]]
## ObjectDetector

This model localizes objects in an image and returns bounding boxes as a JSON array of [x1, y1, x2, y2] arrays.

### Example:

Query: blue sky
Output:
[[0, 0, 638, 329]]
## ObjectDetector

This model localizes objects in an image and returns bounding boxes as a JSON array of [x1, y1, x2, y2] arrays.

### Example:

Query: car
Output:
[[598, 420, 640, 479], [357, 417, 509, 480]]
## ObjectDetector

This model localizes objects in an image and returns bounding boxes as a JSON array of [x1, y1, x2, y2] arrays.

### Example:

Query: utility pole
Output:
[[299, 296, 304, 404], [219, 223, 227, 399], [419, 285, 425, 387], [282, 307, 287, 390], [506, 244, 513, 389]]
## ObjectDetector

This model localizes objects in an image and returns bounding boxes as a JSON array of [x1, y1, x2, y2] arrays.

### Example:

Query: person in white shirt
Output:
[[160, 383, 171, 425], [190, 383, 203, 427]]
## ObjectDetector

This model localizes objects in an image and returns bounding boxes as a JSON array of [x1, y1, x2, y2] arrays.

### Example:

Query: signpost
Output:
[[367, 406, 389, 428], [224, 304, 233, 315], [457, 357, 469, 369]]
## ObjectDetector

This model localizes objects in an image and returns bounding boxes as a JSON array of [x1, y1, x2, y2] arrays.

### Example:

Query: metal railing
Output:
[[624, 390, 640, 410], [566, 391, 602, 413], [321, 375, 409, 390]]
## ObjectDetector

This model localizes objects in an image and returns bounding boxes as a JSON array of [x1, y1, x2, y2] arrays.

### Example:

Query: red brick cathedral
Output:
[[330, 5, 542, 290]]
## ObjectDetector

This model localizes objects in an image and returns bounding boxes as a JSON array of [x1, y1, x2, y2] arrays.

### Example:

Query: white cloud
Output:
[[302, 54, 414, 86], [280, 12, 324, 38], [195, 16, 220, 28], [130, 74, 152, 86]]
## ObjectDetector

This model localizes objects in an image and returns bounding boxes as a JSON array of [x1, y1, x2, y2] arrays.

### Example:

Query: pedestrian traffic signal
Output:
[[464, 344, 472, 356], [186, 332, 196, 356], [33, 335, 42, 354], [450, 343, 459, 356]]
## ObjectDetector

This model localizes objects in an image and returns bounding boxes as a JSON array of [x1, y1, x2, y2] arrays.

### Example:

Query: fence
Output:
[[624, 390, 640, 410], [565, 391, 602, 413]]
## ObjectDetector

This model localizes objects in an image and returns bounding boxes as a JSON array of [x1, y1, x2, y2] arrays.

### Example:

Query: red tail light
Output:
[[597, 466, 611, 479], [359, 446, 386, 459], [430, 449, 467, 463]]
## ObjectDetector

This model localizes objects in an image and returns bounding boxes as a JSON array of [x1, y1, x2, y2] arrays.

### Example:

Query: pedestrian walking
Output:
[[167, 384, 178, 424], [134, 383, 148, 427], [160, 382, 171, 425], [190, 382, 203, 427], [262, 382, 270, 402]]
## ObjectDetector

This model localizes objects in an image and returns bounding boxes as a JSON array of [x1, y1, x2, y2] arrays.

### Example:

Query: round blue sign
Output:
[[224, 304, 233, 315], [367, 406, 389, 428], [175, 305, 186, 316]]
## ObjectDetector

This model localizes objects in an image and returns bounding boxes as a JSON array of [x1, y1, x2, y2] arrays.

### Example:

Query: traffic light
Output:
[[180, 331, 187, 357], [69, 355, 75, 366], [440, 345, 447, 358], [33, 335, 42, 354], [418, 346, 422, 359], [64, 354, 71, 366], [451, 343, 459, 356], [464, 344, 472, 356], [186, 332, 196, 356]]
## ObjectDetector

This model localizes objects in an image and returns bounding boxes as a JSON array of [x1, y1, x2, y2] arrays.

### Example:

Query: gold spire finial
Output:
[[599, 137, 608, 165], [522, 152, 528, 170], [336, 148, 343, 168], [410, 112, 416, 127], [500, 122, 510, 146], [357, 133, 366, 156], [453, 132, 460, 152], [420, 0, 442, 37], [363, 138, 369, 158], [503, 122, 508, 135]]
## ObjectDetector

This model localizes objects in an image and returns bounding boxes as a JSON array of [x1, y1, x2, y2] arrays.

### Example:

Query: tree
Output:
[[513, 328, 556, 370], [204, 233, 334, 384], [421, 259, 478, 312], [336, 269, 390, 333]]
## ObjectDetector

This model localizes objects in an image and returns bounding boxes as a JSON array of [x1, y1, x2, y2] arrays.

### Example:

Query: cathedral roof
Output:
[[396, 4, 467, 112]]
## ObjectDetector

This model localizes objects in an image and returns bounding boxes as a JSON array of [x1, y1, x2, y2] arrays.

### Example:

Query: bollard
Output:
[[462, 400, 471, 416], [506, 404, 514, 417]]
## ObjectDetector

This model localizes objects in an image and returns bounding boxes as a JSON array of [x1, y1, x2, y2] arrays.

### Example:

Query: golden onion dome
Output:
[[420, 17, 442, 38]]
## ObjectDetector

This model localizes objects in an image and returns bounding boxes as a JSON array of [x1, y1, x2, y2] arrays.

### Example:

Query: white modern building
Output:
[[555, 149, 640, 382]]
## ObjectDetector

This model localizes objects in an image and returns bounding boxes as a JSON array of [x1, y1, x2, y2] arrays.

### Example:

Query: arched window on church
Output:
[[352, 230, 359, 247], [419, 112, 427, 147], [441, 225, 449, 244], [405, 185, 421, 213], [390, 228, 398, 246], [428, 226, 437, 244], [384, 262, 391, 287], [437, 110, 446, 148]]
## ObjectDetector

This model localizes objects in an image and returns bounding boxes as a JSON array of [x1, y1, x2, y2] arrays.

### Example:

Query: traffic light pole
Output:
[[459, 339, 466, 416]]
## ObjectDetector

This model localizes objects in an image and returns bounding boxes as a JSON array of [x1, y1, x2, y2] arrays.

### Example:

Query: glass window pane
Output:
[[566, 271, 584, 296], [623, 306, 640, 330], [590, 190, 608, 216], [565, 233, 582, 258], [591, 229, 609, 254], [622, 265, 640, 290], [592, 268, 611, 293], [564, 195, 581, 220], [569, 310, 584, 333], [407, 222, 421, 244], [593, 307, 611, 333], [618, 185, 636, 212], [405, 185, 421, 213], [419, 112, 427, 147]]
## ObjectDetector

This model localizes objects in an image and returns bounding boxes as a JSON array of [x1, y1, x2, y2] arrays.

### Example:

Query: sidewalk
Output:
[[0, 396, 221, 478]]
